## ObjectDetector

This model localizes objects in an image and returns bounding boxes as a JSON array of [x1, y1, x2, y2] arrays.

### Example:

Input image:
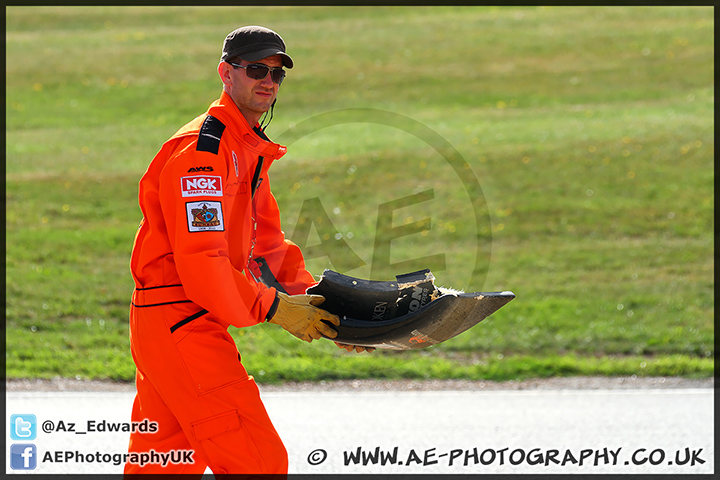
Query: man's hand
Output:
[[268, 292, 340, 342], [335, 342, 376, 353]]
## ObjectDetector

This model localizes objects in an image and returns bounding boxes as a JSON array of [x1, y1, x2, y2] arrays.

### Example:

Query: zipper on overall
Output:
[[247, 156, 264, 282]]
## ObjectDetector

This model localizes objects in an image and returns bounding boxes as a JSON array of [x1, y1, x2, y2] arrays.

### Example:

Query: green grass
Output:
[[5, 6, 714, 382]]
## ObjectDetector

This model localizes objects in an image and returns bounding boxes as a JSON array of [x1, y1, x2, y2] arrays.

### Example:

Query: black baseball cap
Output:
[[221, 26, 293, 68]]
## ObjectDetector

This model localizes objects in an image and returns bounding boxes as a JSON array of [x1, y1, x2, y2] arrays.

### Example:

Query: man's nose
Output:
[[260, 72, 275, 87]]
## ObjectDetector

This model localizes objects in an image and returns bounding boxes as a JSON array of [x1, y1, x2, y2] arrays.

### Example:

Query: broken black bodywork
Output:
[[307, 269, 515, 350]]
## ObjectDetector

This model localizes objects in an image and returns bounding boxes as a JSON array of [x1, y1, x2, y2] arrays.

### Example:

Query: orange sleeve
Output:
[[158, 147, 277, 327], [252, 175, 317, 295]]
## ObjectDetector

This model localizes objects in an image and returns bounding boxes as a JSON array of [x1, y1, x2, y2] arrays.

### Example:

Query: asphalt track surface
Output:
[[5, 377, 714, 475]]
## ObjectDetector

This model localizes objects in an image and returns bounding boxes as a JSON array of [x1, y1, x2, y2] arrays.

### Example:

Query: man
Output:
[[125, 26, 369, 476]]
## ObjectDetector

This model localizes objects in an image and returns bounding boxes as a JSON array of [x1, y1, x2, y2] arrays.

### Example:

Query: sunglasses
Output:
[[227, 62, 286, 85]]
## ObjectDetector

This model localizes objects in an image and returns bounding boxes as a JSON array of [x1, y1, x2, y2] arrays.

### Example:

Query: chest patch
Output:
[[186, 201, 224, 232], [181, 175, 223, 197]]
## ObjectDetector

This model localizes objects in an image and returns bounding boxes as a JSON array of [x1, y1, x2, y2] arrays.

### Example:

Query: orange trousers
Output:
[[124, 288, 288, 476]]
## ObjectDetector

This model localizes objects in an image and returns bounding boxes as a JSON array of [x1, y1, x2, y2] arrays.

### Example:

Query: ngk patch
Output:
[[186, 201, 224, 232], [181, 175, 223, 197]]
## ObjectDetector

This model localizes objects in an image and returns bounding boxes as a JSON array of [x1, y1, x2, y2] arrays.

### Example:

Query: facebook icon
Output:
[[11, 444, 37, 470]]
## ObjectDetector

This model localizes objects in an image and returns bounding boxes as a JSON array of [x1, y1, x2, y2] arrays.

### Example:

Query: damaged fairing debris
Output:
[[307, 269, 515, 350]]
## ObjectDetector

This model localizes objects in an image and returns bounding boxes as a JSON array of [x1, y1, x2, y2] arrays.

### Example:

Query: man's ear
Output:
[[218, 61, 232, 87]]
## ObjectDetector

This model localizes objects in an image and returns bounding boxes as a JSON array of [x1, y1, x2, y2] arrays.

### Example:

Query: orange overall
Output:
[[124, 91, 315, 475]]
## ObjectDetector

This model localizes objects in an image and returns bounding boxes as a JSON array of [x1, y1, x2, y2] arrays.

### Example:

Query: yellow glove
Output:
[[268, 292, 340, 343], [335, 342, 376, 353]]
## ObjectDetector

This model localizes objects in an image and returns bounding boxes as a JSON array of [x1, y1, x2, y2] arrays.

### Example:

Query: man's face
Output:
[[222, 55, 283, 125]]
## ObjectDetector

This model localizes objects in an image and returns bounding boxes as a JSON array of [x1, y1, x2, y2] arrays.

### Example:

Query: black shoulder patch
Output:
[[196, 115, 226, 155]]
